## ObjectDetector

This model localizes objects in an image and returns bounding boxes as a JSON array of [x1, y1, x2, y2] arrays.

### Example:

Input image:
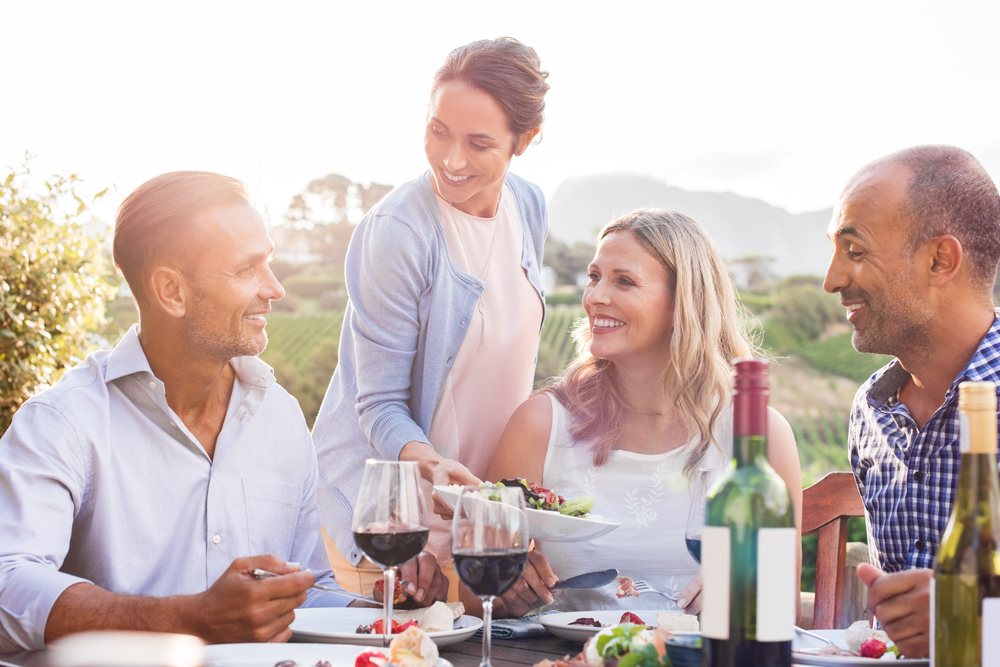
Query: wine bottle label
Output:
[[928, 577, 935, 667], [701, 525, 731, 640], [985, 598, 1000, 665], [756, 527, 796, 641]]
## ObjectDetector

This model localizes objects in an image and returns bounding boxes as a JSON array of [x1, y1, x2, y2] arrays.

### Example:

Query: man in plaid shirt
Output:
[[822, 145, 1000, 658]]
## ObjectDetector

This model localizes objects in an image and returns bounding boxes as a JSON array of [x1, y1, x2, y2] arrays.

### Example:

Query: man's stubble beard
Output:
[[187, 292, 268, 360], [849, 272, 934, 363]]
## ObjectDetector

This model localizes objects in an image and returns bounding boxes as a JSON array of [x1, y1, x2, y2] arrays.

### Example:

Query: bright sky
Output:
[[5, 0, 1000, 228]]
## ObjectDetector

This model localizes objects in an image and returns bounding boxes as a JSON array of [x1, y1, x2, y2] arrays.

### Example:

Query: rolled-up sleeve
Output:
[[0, 403, 93, 651]]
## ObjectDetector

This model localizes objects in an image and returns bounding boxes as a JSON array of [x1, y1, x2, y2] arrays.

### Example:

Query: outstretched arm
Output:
[[45, 555, 312, 644]]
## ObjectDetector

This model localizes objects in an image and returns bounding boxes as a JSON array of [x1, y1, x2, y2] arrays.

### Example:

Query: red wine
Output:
[[702, 360, 794, 667], [353, 529, 428, 567], [453, 549, 528, 597], [686, 538, 701, 563]]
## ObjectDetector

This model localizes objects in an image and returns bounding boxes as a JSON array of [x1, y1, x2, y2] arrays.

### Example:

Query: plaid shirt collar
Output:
[[852, 310, 1000, 573]]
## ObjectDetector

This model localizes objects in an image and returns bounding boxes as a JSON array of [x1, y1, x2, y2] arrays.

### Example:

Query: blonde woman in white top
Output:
[[486, 208, 803, 617]]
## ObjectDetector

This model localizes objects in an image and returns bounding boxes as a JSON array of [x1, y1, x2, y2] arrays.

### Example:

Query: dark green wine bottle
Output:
[[702, 359, 795, 667], [931, 381, 1000, 666]]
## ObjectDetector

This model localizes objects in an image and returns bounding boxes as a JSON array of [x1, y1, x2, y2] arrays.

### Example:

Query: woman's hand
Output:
[[677, 573, 702, 614], [372, 552, 449, 608], [494, 551, 556, 618], [400, 442, 481, 518]]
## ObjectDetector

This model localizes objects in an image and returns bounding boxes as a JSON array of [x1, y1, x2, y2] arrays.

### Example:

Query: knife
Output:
[[550, 568, 619, 590]]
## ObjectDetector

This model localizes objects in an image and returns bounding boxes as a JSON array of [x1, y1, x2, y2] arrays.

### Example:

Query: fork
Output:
[[633, 579, 681, 603]]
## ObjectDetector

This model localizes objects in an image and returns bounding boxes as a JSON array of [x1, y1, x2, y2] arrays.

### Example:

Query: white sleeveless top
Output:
[[539, 393, 733, 611]]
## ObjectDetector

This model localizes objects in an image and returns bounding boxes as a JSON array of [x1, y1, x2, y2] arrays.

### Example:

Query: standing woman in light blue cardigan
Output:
[[312, 38, 550, 612]]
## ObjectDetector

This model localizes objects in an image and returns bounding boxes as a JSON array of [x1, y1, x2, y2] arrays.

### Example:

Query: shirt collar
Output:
[[867, 309, 1000, 408], [105, 324, 276, 390]]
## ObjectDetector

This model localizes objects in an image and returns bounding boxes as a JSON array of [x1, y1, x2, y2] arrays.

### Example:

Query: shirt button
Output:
[[461, 318, 467, 325], [447, 357, 453, 364], [212, 534, 221, 545], [913, 470, 924, 482], [148, 381, 156, 390], [915, 539, 925, 550]]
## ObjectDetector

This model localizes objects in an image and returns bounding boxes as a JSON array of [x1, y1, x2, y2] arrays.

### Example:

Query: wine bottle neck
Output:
[[733, 434, 769, 466]]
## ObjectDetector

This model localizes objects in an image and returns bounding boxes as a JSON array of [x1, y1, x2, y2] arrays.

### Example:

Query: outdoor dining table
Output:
[[0, 635, 580, 667], [0, 634, 823, 667]]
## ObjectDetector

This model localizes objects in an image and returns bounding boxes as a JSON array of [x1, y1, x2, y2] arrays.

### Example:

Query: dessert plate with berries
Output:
[[792, 624, 928, 665], [289, 606, 482, 648]]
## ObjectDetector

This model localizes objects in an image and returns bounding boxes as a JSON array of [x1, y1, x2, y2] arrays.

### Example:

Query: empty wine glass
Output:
[[352, 460, 429, 647], [452, 485, 529, 667], [686, 467, 723, 564]]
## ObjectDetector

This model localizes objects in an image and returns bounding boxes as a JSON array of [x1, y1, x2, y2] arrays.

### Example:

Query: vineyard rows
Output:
[[262, 313, 344, 372], [535, 307, 585, 384], [796, 334, 891, 383], [786, 403, 852, 474]]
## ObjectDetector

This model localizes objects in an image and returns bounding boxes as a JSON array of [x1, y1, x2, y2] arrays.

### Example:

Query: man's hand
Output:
[[373, 552, 449, 608], [857, 563, 932, 659], [495, 551, 556, 618], [187, 554, 312, 643]]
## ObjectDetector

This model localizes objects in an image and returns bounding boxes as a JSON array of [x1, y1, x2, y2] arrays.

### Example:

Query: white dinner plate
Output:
[[538, 609, 683, 643], [433, 485, 621, 542], [289, 607, 482, 648], [202, 642, 453, 667], [792, 629, 927, 665]]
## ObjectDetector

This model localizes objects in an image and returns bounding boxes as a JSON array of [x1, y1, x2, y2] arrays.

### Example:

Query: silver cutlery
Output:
[[251, 568, 344, 594], [794, 626, 836, 646], [633, 579, 681, 603], [551, 568, 619, 590]]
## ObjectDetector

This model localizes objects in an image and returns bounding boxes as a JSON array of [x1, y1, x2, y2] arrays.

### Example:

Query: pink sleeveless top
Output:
[[424, 184, 543, 561]]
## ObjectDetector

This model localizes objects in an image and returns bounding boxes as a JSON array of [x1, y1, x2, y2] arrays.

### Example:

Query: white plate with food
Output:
[[202, 642, 454, 667], [793, 627, 927, 665], [538, 609, 697, 643], [289, 603, 482, 648], [433, 484, 621, 542]]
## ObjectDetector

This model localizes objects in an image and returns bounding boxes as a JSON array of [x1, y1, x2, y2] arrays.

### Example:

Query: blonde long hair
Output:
[[544, 208, 762, 475]]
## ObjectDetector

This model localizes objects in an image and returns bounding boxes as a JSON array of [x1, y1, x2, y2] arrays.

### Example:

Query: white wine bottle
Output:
[[932, 381, 1000, 666], [702, 359, 795, 667]]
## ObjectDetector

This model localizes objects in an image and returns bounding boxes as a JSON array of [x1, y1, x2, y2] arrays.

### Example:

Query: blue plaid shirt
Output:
[[850, 312, 1000, 573]]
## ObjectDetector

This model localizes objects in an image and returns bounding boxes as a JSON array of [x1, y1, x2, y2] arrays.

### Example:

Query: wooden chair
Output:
[[802, 471, 866, 629]]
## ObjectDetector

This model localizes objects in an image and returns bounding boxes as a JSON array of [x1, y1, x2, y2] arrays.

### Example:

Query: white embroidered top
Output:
[[538, 393, 733, 611]]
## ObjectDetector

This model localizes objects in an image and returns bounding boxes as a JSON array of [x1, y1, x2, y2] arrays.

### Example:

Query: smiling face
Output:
[[823, 162, 934, 357], [583, 231, 676, 367], [184, 202, 285, 360], [424, 80, 524, 218]]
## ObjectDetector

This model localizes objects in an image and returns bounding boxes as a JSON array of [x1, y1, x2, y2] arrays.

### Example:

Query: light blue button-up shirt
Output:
[[0, 326, 351, 652]]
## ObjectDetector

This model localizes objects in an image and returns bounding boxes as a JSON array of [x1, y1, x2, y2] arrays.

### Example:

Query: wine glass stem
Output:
[[480, 595, 494, 667], [382, 567, 395, 648]]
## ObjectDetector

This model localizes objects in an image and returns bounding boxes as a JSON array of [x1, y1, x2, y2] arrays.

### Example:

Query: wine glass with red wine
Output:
[[352, 460, 429, 647], [685, 468, 722, 564], [451, 485, 529, 667]]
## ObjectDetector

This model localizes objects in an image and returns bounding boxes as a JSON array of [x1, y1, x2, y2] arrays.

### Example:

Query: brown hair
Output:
[[544, 209, 762, 475], [432, 37, 549, 143], [113, 171, 249, 303]]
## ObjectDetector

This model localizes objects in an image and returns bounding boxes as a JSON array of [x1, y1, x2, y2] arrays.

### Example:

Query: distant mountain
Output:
[[548, 173, 835, 278]]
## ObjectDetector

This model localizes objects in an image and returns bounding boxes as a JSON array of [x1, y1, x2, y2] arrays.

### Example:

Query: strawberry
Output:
[[859, 638, 887, 658], [355, 650, 387, 667], [397, 620, 420, 632], [619, 612, 645, 625], [372, 618, 400, 634]]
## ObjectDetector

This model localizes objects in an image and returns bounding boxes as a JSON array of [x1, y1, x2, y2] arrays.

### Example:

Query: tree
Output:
[[274, 174, 393, 264], [1, 165, 113, 434]]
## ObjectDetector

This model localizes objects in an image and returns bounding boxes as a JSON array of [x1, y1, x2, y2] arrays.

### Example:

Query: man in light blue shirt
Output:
[[0, 171, 355, 652]]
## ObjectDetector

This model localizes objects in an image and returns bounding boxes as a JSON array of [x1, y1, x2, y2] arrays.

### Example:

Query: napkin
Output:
[[474, 612, 550, 639]]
